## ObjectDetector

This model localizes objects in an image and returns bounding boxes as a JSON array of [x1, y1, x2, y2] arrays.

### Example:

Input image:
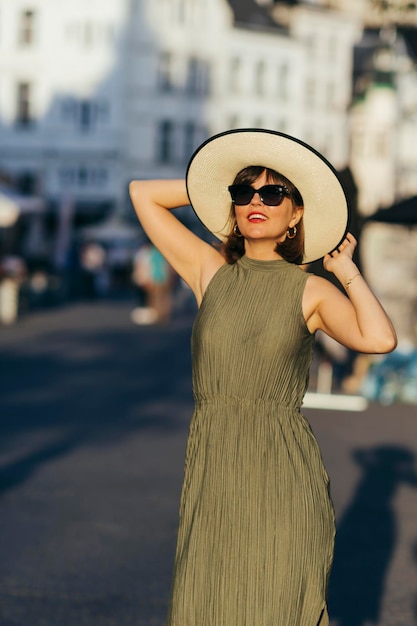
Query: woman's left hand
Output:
[[323, 232, 357, 274]]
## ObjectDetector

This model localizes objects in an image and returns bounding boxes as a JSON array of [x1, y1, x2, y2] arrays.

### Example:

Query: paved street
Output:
[[0, 301, 417, 626]]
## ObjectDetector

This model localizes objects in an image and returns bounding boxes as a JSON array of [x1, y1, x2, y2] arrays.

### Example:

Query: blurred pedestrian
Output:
[[79, 242, 108, 298], [0, 255, 27, 324], [131, 242, 173, 324], [130, 129, 397, 625]]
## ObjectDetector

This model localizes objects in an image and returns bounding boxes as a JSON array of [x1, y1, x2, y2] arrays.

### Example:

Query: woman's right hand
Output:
[[129, 179, 225, 305]]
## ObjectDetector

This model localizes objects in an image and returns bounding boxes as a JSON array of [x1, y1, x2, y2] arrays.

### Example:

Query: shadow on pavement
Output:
[[414, 541, 417, 624], [329, 444, 417, 626], [0, 308, 195, 496], [0, 433, 83, 492]]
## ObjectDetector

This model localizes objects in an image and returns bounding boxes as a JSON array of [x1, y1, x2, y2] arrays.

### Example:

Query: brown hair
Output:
[[222, 166, 305, 264]]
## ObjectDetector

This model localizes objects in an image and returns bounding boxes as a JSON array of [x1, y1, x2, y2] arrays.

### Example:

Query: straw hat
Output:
[[186, 128, 350, 264]]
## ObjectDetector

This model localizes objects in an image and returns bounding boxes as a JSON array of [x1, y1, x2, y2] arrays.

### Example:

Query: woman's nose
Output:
[[250, 191, 263, 204]]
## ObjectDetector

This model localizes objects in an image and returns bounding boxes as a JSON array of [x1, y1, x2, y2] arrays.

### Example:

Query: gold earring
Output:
[[233, 224, 243, 237], [286, 225, 297, 239]]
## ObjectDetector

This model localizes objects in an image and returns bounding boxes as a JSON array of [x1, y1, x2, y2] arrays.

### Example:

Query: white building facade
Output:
[[282, 4, 361, 170], [0, 0, 130, 217], [349, 30, 417, 215], [126, 0, 360, 180], [0, 0, 360, 228], [2, 0, 417, 343]]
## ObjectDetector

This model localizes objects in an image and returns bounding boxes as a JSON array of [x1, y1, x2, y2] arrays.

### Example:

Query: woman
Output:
[[129, 129, 396, 625]]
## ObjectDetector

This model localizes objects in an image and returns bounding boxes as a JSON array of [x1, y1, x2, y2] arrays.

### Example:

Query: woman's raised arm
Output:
[[129, 179, 225, 305], [303, 233, 397, 354]]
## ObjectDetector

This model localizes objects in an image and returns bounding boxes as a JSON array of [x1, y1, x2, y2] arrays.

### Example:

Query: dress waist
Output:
[[193, 392, 301, 413]]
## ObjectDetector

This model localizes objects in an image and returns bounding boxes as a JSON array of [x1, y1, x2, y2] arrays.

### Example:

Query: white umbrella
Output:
[[81, 215, 140, 243], [0, 186, 46, 227], [0, 194, 19, 228]]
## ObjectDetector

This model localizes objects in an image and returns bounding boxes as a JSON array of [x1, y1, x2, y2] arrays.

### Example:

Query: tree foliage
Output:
[[372, 0, 417, 12]]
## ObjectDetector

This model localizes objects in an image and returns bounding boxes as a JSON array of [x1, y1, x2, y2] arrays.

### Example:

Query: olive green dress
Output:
[[166, 256, 335, 626]]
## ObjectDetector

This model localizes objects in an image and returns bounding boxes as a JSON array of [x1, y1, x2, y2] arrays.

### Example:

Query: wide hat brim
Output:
[[186, 128, 350, 264]]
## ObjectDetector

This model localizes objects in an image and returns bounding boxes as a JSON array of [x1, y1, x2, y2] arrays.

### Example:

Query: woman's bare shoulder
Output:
[[302, 273, 344, 327]]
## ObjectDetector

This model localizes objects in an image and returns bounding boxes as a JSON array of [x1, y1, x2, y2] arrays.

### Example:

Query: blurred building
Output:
[[329, 0, 417, 29], [1, 0, 416, 341], [2, 1, 417, 223], [0, 0, 360, 227], [270, 0, 417, 214], [265, 1, 417, 347], [349, 25, 417, 215], [0, 0, 128, 226]]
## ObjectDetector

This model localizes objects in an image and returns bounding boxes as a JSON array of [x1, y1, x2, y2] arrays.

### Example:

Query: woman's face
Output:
[[234, 170, 303, 245]]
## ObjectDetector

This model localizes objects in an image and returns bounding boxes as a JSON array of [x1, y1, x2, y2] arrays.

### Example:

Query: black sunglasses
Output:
[[228, 184, 291, 206]]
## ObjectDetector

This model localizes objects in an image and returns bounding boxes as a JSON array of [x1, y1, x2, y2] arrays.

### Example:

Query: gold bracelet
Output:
[[345, 273, 361, 290]]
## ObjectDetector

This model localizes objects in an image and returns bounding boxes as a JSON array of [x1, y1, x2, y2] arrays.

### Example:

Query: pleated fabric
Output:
[[166, 256, 335, 626]]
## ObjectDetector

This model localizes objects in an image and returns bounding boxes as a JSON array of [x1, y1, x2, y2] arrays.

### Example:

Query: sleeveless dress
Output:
[[166, 256, 335, 626]]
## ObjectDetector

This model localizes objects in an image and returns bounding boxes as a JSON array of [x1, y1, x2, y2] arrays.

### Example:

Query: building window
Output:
[[16, 82, 32, 126], [97, 101, 110, 123], [277, 63, 289, 100], [229, 57, 241, 94], [328, 37, 338, 62], [184, 121, 196, 160], [83, 22, 94, 47], [176, 0, 186, 24], [60, 98, 109, 129], [78, 167, 88, 186], [157, 120, 175, 163], [59, 166, 108, 188], [305, 34, 317, 59], [186, 58, 199, 94], [186, 57, 210, 96], [18, 9, 36, 46], [158, 52, 175, 92], [96, 168, 108, 185], [61, 98, 77, 123], [79, 100, 95, 131], [59, 168, 76, 187], [182, 122, 206, 161], [305, 78, 315, 108], [255, 61, 266, 96], [326, 82, 336, 110], [17, 172, 37, 194]]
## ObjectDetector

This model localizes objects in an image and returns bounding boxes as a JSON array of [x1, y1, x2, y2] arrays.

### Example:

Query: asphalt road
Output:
[[1, 301, 417, 626]]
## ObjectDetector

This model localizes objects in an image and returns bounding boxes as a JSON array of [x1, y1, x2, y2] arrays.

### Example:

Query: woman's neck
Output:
[[243, 240, 283, 261]]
